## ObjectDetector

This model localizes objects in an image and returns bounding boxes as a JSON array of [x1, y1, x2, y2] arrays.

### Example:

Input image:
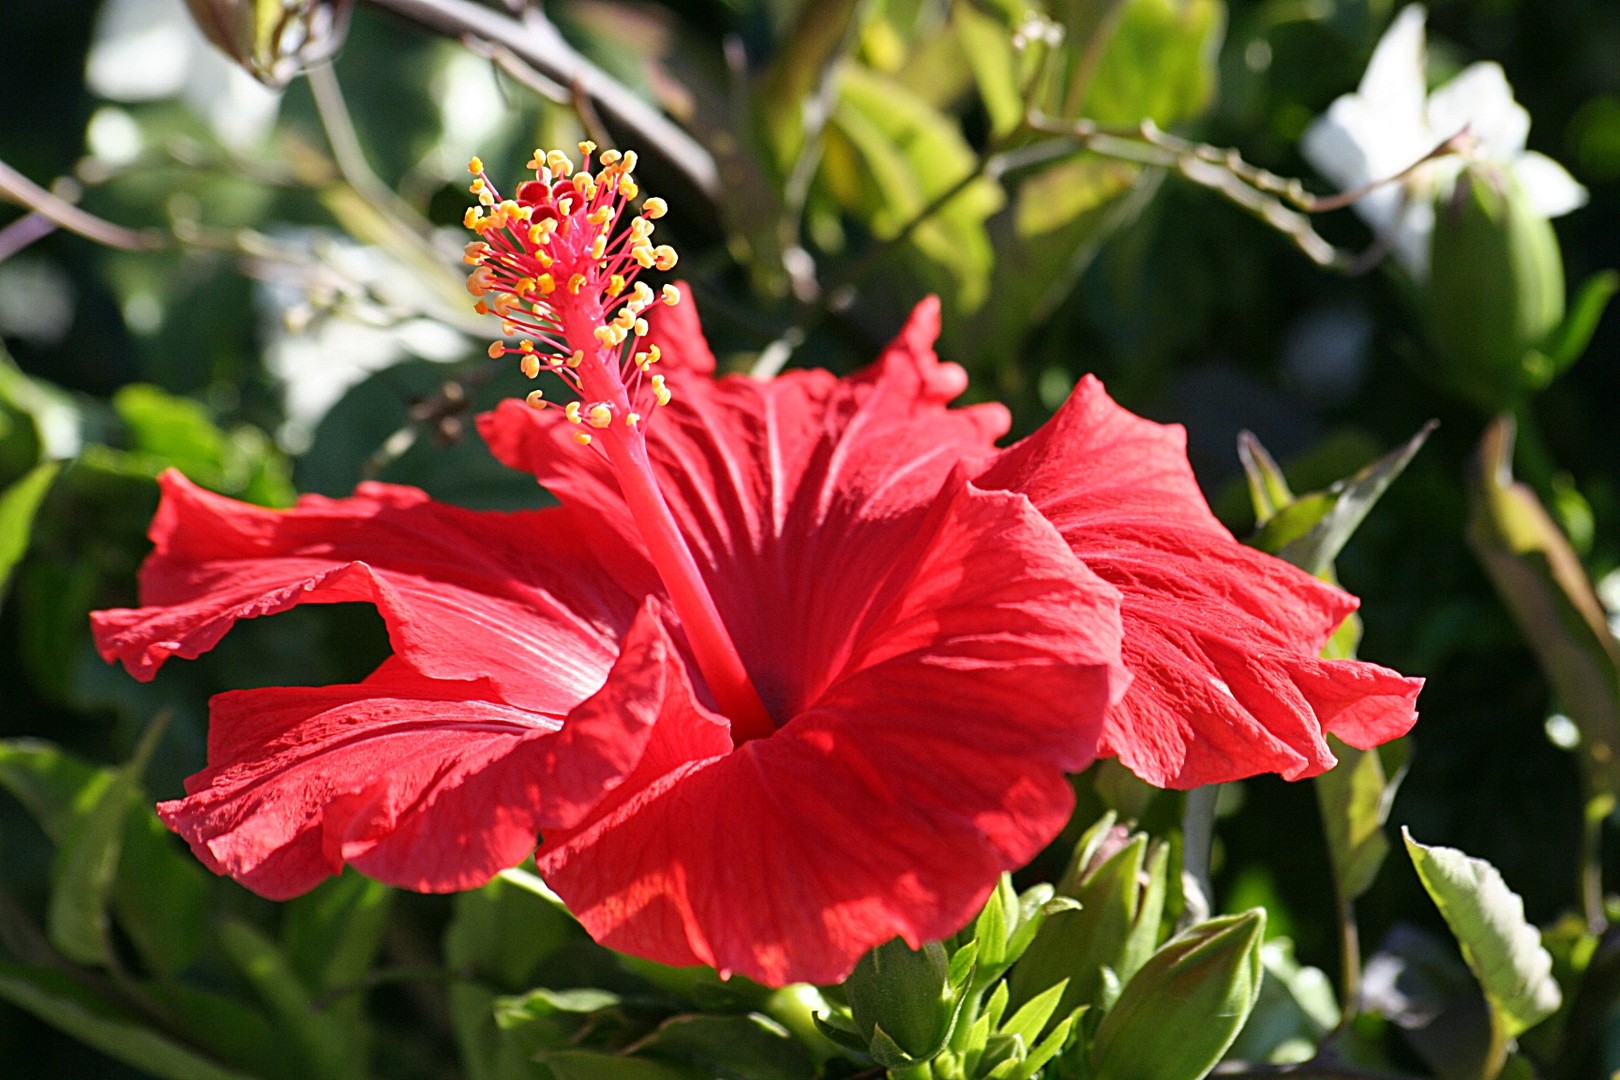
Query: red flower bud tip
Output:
[[465, 147, 773, 743]]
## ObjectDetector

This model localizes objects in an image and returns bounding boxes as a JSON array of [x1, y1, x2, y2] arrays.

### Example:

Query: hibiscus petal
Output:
[[539, 477, 1126, 985], [641, 282, 717, 376], [480, 298, 1013, 715], [91, 471, 637, 714], [976, 376, 1421, 788], [160, 605, 684, 899]]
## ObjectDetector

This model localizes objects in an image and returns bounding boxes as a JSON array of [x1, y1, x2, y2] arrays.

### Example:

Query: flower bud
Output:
[[1089, 909, 1266, 1080], [181, 0, 354, 88], [1424, 164, 1567, 410], [842, 937, 958, 1066]]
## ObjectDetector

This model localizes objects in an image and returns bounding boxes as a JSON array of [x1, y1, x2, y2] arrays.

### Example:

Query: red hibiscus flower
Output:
[[93, 146, 1127, 985], [93, 145, 1418, 985]]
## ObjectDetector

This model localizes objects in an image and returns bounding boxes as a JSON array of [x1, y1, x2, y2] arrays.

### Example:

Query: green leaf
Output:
[[1316, 736, 1410, 903], [113, 384, 294, 507], [1467, 416, 1620, 800], [532, 1049, 698, 1080], [1403, 830, 1561, 1050], [1080, 0, 1223, 127], [1238, 432, 1294, 525], [952, 3, 1024, 137], [282, 871, 393, 995], [1248, 422, 1436, 575], [636, 1013, 815, 1080], [1543, 269, 1619, 374], [219, 918, 367, 1080], [824, 65, 1004, 309], [47, 711, 173, 967], [0, 961, 254, 1080], [445, 870, 581, 989], [0, 460, 56, 603], [757, 0, 866, 171]]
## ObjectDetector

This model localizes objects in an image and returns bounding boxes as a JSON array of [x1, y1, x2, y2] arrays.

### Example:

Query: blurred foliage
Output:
[[1, 0, 1619, 1076]]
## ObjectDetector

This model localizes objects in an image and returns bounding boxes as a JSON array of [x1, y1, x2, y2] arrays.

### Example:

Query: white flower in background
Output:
[[255, 231, 471, 451], [1302, 4, 1587, 281], [85, 0, 280, 149]]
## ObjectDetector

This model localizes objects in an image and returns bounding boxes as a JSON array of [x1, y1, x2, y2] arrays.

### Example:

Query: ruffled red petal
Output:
[[538, 475, 1125, 985], [479, 298, 1013, 716], [91, 471, 638, 715], [159, 605, 684, 898], [977, 376, 1421, 787]]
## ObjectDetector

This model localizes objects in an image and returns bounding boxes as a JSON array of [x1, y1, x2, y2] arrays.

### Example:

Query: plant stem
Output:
[[359, 0, 719, 199]]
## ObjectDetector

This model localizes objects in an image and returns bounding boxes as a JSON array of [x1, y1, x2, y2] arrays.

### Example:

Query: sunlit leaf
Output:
[[1080, 0, 1224, 127], [1404, 830, 1561, 1048], [0, 462, 57, 605]]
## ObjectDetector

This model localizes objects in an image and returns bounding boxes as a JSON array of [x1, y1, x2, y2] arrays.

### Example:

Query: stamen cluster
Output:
[[463, 143, 681, 446]]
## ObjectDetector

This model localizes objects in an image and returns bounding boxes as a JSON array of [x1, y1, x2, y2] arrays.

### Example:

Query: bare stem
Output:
[[0, 158, 165, 252], [359, 0, 719, 199]]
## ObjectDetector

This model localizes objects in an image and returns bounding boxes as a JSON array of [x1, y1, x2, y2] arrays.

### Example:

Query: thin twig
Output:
[[0, 212, 57, 263], [0, 158, 165, 252], [360, 0, 719, 199]]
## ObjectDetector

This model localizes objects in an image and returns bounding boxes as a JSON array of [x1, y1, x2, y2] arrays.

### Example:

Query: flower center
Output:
[[464, 145, 774, 744]]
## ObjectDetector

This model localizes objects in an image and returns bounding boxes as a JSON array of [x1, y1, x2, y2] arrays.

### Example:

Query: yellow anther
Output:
[[520, 354, 541, 378], [567, 349, 584, 368], [557, 195, 573, 215], [651, 374, 671, 407], [462, 241, 488, 265], [568, 273, 587, 295], [469, 177, 485, 194], [565, 401, 583, 424], [632, 281, 655, 307], [613, 307, 637, 330], [642, 197, 667, 219], [492, 293, 520, 315], [587, 206, 613, 227], [646, 343, 662, 364], [594, 326, 615, 346], [619, 179, 639, 200], [633, 350, 650, 370], [653, 245, 678, 270], [501, 322, 517, 335], [578, 140, 597, 157], [621, 150, 638, 172], [463, 207, 482, 229], [465, 266, 494, 296], [514, 277, 535, 297], [574, 431, 593, 446], [546, 150, 573, 177], [626, 412, 641, 426], [478, 190, 495, 207], [632, 244, 656, 268], [473, 300, 490, 315], [586, 404, 613, 428], [487, 340, 506, 359], [661, 284, 681, 306], [525, 388, 545, 408], [519, 339, 535, 352], [468, 156, 484, 174], [590, 233, 607, 260], [629, 217, 653, 240], [536, 273, 555, 294], [607, 274, 627, 297], [599, 149, 621, 167], [634, 318, 649, 337]]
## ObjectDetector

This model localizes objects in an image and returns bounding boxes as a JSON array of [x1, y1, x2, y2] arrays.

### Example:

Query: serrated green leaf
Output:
[[47, 710, 172, 966], [1467, 416, 1620, 800], [0, 461, 57, 602], [0, 961, 254, 1080], [1403, 830, 1561, 1047]]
